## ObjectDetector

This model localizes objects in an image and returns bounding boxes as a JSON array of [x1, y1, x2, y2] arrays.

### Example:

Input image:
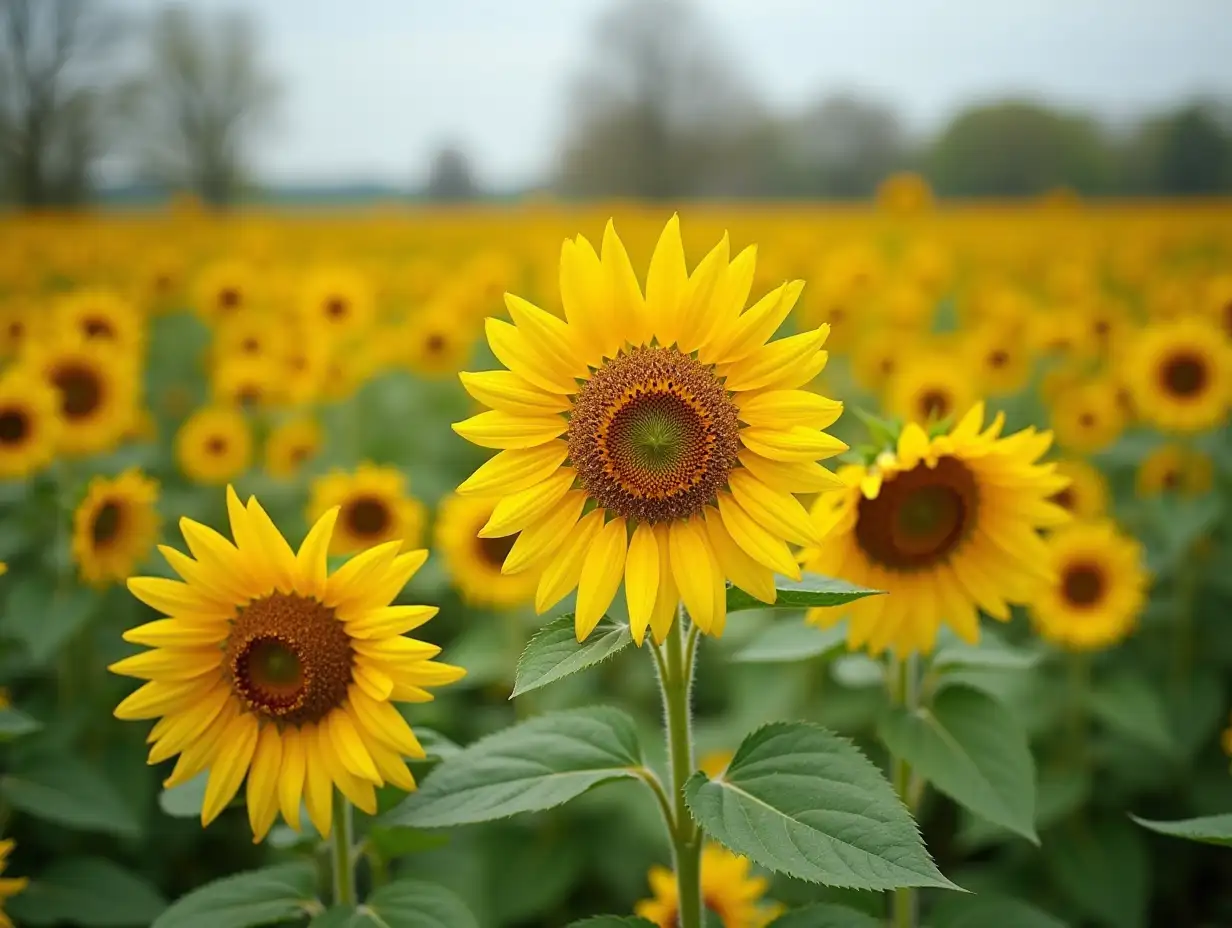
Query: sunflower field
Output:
[[0, 189, 1230, 928]]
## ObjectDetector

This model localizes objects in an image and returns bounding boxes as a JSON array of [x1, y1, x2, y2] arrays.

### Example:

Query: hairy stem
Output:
[[888, 653, 920, 928]]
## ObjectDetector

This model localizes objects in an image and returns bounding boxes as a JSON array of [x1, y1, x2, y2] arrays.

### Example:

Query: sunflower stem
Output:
[[330, 792, 357, 909], [888, 653, 920, 928], [654, 605, 703, 928], [1066, 650, 1089, 773]]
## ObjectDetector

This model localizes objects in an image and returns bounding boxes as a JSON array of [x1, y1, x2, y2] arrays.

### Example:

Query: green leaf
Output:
[[565, 919, 657, 928], [159, 772, 207, 818], [512, 614, 632, 697], [414, 727, 462, 759], [151, 862, 319, 928], [1088, 673, 1173, 754], [382, 707, 645, 828], [1046, 818, 1148, 928], [0, 706, 41, 740], [732, 620, 847, 663], [1130, 812, 1232, 847], [7, 858, 168, 927], [684, 721, 954, 890], [766, 903, 880, 927], [932, 641, 1040, 673], [930, 893, 1067, 928], [727, 574, 882, 614], [309, 908, 368, 928], [0, 580, 97, 665], [1, 758, 140, 838], [366, 826, 450, 859], [345, 880, 479, 928], [877, 684, 1037, 843]]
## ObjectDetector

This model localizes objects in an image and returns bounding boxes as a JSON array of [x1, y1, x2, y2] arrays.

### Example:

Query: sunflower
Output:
[[134, 246, 184, 314], [635, 844, 783, 928], [967, 323, 1033, 397], [885, 352, 978, 426], [265, 417, 322, 479], [1050, 379, 1125, 454], [27, 337, 138, 456], [0, 300, 41, 359], [850, 330, 907, 394], [54, 288, 145, 356], [0, 367, 61, 479], [1049, 460, 1108, 519], [877, 172, 934, 214], [1125, 318, 1231, 434], [212, 354, 277, 409], [801, 404, 1069, 655], [0, 838, 27, 927], [698, 749, 733, 778], [1136, 443, 1213, 498], [72, 469, 160, 586], [434, 493, 537, 609], [298, 265, 375, 337], [195, 259, 259, 323], [1202, 272, 1232, 339], [402, 306, 478, 379], [309, 464, 426, 555], [215, 312, 284, 364], [110, 487, 463, 840], [452, 216, 847, 644], [176, 406, 253, 485], [1029, 520, 1147, 651]]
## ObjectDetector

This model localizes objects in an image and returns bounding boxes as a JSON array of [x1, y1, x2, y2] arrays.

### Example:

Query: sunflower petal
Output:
[[624, 522, 659, 645], [459, 370, 571, 416], [480, 469, 576, 537], [247, 724, 283, 842], [647, 214, 688, 348], [201, 712, 258, 827], [716, 491, 801, 578], [502, 490, 587, 574], [669, 518, 716, 633], [457, 442, 569, 496], [575, 517, 628, 640], [295, 506, 338, 599], [452, 410, 566, 450], [727, 469, 820, 546]]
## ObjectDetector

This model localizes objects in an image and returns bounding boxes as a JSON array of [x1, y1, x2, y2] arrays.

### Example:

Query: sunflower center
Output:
[[346, 496, 390, 537], [83, 317, 114, 339], [425, 333, 446, 354], [569, 346, 739, 524], [988, 349, 1009, 369], [91, 500, 123, 546], [219, 287, 240, 310], [1050, 487, 1075, 512], [1061, 562, 1106, 609], [477, 533, 517, 568], [919, 389, 951, 420], [1159, 352, 1208, 399], [225, 592, 353, 725], [325, 296, 348, 320], [0, 408, 29, 446], [856, 456, 978, 570], [52, 363, 103, 420], [206, 436, 227, 455]]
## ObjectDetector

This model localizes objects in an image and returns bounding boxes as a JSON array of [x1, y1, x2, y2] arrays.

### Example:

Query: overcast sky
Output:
[[121, 0, 1232, 188]]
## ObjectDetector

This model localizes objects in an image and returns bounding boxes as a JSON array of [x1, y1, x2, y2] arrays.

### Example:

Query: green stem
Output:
[[1067, 650, 1089, 773], [888, 654, 920, 928], [330, 792, 357, 908], [654, 606, 703, 928]]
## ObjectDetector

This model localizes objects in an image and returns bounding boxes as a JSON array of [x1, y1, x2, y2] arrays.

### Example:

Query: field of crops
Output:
[[0, 194, 1230, 928]]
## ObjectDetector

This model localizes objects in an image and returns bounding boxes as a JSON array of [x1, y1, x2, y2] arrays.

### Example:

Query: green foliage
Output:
[[1131, 812, 1232, 847], [726, 574, 882, 614], [766, 903, 880, 927], [1, 757, 140, 838], [732, 620, 847, 663], [1088, 672, 1174, 755], [684, 722, 953, 889], [7, 858, 168, 927], [1046, 818, 1149, 928], [0, 579, 97, 665], [151, 862, 319, 928], [930, 893, 1067, 928], [512, 615, 633, 697], [309, 881, 477, 928], [0, 706, 42, 740], [565, 919, 657, 928]]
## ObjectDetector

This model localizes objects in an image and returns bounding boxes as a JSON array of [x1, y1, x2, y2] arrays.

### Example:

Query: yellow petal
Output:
[[504, 294, 589, 378], [676, 233, 730, 354], [575, 517, 628, 640], [146, 685, 231, 763], [226, 486, 277, 585], [722, 326, 828, 393], [277, 726, 307, 832], [114, 678, 215, 720], [302, 725, 335, 837], [624, 522, 659, 645], [353, 662, 394, 701], [741, 426, 849, 462], [108, 648, 221, 681], [716, 492, 801, 578], [459, 370, 571, 416], [244, 497, 298, 593], [347, 685, 426, 758], [126, 577, 215, 618], [295, 506, 338, 599], [704, 507, 776, 605], [601, 219, 647, 348], [649, 524, 679, 644], [536, 509, 604, 613], [328, 711, 381, 784], [364, 735, 417, 792], [560, 235, 609, 365], [711, 280, 804, 364], [323, 541, 400, 606], [452, 409, 566, 450], [201, 712, 258, 827], [485, 317, 577, 394], [669, 518, 716, 633], [697, 244, 758, 363], [737, 450, 845, 493], [737, 390, 843, 430], [457, 442, 569, 496], [727, 469, 819, 547], [163, 701, 239, 789], [316, 720, 377, 815], [480, 468, 576, 537], [647, 214, 688, 348], [345, 605, 438, 639], [247, 724, 283, 842], [897, 423, 931, 469], [175, 521, 257, 599], [502, 490, 587, 574], [122, 618, 228, 648]]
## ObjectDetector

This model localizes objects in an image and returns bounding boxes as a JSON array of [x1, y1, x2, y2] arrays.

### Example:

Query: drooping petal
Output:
[[247, 724, 283, 842], [456, 442, 569, 496], [624, 522, 659, 645], [535, 509, 604, 613], [575, 517, 628, 640], [716, 492, 801, 579], [201, 712, 258, 827]]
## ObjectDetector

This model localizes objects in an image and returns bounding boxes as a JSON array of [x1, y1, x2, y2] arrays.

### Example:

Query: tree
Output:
[[129, 6, 278, 205], [1120, 102, 1232, 196], [0, 0, 124, 206], [779, 93, 909, 198], [425, 145, 477, 201]]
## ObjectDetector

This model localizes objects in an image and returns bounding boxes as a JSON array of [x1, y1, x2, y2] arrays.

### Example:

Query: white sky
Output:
[[120, 0, 1232, 188]]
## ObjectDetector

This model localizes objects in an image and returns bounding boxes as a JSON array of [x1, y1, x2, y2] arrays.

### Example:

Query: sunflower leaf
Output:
[[511, 614, 632, 697], [1130, 812, 1232, 847], [150, 862, 319, 928], [6, 857, 168, 928], [684, 721, 956, 890], [766, 903, 881, 927], [727, 574, 883, 614], [565, 919, 658, 927], [929, 893, 1068, 928], [732, 619, 848, 663], [0, 706, 42, 740], [382, 707, 646, 828], [877, 684, 1038, 844], [310, 880, 476, 928]]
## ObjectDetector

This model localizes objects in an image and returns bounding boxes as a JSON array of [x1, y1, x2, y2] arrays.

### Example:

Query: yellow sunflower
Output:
[[452, 216, 847, 644], [635, 844, 783, 928], [110, 487, 463, 841], [298, 265, 375, 337], [175, 406, 253, 485], [402, 306, 478, 379], [877, 172, 934, 214], [802, 404, 1069, 655], [884, 352, 978, 426], [850, 330, 909, 394], [308, 464, 426, 555], [211, 353, 277, 409], [195, 259, 259, 323], [72, 469, 160, 586], [434, 493, 537, 609], [967, 323, 1033, 397], [1049, 460, 1108, 520], [1136, 444, 1214, 498], [27, 338, 138, 456], [1050, 379, 1126, 454], [54, 288, 145, 356], [264, 417, 322, 479], [1125, 318, 1231, 434], [0, 838, 27, 927], [1029, 520, 1147, 651], [0, 367, 61, 479]]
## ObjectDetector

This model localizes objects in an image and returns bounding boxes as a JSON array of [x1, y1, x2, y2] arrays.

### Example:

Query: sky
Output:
[[120, 0, 1232, 189]]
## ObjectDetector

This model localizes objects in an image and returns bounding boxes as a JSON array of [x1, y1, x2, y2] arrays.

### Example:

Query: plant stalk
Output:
[[888, 653, 920, 928], [331, 791, 357, 908]]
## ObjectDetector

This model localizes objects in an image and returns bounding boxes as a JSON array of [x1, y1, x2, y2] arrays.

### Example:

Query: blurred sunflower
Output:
[[1049, 459, 1108, 520], [72, 469, 160, 586], [309, 464, 426, 555], [212, 353, 277, 409], [110, 488, 463, 841], [434, 493, 537, 609], [216, 312, 283, 363], [1050, 379, 1125, 454], [802, 404, 1068, 655], [0, 300, 40, 359], [635, 844, 783, 928], [299, 265, 375, 337], [1126, 318, 1230, 434], [134, 246, 184, 313], [1202, 272, 1232, 339], [1029, 520, 1147, 651], [968, 324, 1033, 396], [55, 288, 144, 355], [877, 172, 934, 214], [0, 838, 27, 927], [28, 338, 137, 456], [195, 259, 259, 323], [0, 368, 61, 479], [850, 331, 905, 394], [698, 749, 733, 778], [176, 406, 252, 485], [453, 216, 846, 644], [403, 306, 477, 378], [885, 353, 977, 426], [1136, 444, 1213, 498], [265, 417, 322, 479]]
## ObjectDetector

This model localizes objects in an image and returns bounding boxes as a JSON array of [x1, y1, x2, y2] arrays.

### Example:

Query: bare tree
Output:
[[0, 0, 123, 206], [130, 6, 278, 205], [425, 144, 478, 201]]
